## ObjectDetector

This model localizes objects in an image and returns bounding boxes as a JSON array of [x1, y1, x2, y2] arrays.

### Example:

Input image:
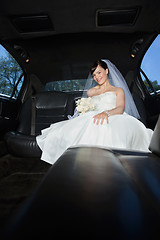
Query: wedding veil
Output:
[[103, 59, 140, 118], [68, 59, 140, 119]]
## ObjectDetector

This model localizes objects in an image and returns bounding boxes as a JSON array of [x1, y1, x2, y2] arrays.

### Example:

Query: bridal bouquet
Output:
[[76, 97, 95, 115]]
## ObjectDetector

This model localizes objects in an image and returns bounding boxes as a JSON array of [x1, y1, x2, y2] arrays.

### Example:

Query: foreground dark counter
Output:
[[2, 145, 160, 240]]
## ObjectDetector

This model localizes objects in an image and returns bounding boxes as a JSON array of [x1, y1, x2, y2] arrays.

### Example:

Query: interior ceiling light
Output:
[[25, 58, 30, 63], [131, 38, 144, 58], [13, 44, 30, 63]]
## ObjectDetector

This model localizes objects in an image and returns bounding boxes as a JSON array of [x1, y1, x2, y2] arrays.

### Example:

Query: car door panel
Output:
[[0, 97, 21, 139]]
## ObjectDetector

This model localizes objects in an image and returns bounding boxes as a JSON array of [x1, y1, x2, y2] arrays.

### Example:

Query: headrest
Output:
[[149, 115, 160, 157], [36, 91, 69, 109]]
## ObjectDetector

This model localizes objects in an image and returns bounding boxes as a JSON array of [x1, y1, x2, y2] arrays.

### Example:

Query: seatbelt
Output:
[[31, 95, 36, 136]]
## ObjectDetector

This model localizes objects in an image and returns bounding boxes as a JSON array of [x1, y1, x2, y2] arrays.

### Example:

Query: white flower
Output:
[[76, 97, 95, 115]]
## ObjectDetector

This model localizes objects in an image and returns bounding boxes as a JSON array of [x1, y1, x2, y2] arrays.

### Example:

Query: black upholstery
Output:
[[149, 115, 160, 157], [35, 91, 75, 135], [4, 133, 41, 158], [5, 91, 81, 157], [132, 93, 147, 125], [125, 71, 147, 125], [3, 146, 160, 240]]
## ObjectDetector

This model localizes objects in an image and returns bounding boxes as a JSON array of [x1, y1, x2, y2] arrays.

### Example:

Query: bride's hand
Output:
[[93, 112, 109, 125]]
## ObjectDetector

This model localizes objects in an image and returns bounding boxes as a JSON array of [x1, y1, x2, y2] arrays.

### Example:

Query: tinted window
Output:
[[45, 79, 87, 92], [140, 35, 160, 94], [0, 44, 24, 99]]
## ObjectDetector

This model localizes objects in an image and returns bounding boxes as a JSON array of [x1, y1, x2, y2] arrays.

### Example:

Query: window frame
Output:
[[140, 35, 160, 96]]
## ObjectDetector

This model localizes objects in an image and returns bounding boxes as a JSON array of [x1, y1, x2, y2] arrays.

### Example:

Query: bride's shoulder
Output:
[[114, 87, 124, 95], [87, 86, 99, 97]]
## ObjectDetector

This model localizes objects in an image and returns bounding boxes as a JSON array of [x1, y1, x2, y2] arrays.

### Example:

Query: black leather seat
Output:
[[4, 87, 159, 159], [5, 91, 81, 157]]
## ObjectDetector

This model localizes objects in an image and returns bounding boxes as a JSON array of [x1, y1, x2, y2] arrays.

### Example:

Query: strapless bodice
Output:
[[91, 91, 116, 112]]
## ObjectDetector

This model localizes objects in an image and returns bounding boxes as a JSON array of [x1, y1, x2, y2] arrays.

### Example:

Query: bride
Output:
[[36, 59, 153, 165]]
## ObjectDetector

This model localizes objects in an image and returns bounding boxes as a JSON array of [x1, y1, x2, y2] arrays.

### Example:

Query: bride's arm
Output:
[[93, 88, 125, 125]]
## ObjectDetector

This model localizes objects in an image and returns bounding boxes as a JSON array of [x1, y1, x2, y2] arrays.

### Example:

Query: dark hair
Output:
[[90, 59, 108, 75]]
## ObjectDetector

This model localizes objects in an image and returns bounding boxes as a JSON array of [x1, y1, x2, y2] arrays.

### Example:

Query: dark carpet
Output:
[[0, 153, 51, 230]]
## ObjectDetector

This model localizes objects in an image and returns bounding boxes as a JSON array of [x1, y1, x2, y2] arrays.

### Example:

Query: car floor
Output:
[[0, 141, 51, 231]]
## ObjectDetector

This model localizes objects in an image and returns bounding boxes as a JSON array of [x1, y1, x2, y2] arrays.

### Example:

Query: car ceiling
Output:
[[0, 0, 160, 83], [0, 0, 160, 39]]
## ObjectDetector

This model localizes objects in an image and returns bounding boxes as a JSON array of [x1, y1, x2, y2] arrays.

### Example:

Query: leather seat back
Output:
[[149, 115, 160, 157], [5, 90, 81, 157], [17, 91, 80, 136]]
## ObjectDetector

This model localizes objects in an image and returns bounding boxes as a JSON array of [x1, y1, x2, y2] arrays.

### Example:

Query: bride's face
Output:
[[92, 65, 108, 85]]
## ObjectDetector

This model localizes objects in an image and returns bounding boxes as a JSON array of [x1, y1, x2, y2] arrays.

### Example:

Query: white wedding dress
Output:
[[36, 92, 153, 165]]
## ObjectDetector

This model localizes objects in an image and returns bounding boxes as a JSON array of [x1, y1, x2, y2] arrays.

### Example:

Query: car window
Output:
[[0, 44, 24, 99], [140, 35, 160, 94], [45, 79, 88, 92]]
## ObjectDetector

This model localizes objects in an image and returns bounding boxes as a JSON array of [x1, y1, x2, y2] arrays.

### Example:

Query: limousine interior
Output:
[[0, 0, 160, 239]]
